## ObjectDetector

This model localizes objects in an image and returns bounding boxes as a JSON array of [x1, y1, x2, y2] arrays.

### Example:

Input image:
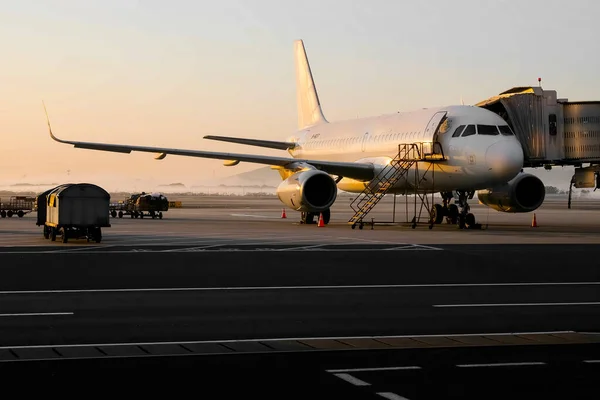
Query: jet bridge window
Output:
[[498, 125, 514, 136], [477, 125, 499, 135], [461, 125, 476, 137], [452, 125, 465, 137]]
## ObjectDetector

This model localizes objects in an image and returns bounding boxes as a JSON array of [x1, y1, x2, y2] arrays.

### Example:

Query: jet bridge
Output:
[[476, 87, 600, 202]]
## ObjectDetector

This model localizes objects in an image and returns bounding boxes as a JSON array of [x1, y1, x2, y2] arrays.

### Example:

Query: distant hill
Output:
[[194, 166, 281, 187], [10, 183, 59, 187]]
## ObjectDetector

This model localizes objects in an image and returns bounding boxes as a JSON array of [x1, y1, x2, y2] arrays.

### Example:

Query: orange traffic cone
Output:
[[281, 208, 287, 218], [317, 212, 325, 227], [531, 213, 538, 227]]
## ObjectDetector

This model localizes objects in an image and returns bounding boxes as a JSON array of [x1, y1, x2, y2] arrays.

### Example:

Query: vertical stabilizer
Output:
[[294, 40, 328, 130]]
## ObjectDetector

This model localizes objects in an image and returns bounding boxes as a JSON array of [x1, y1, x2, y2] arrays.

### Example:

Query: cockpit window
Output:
[[477, 125, 499, 135], [498, 125, 514, 136], [461, 125, 476, 137], [452, 125, 465, 137]]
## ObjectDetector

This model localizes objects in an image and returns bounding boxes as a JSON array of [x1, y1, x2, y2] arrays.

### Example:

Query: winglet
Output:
[[43, 101, 66, 143]]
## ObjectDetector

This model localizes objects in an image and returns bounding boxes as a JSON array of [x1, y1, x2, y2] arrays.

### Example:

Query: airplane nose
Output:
[[485, 140, 524, 182]]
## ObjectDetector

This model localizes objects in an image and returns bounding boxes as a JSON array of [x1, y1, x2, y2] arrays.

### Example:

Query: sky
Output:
[[2, 0, 599, 192]]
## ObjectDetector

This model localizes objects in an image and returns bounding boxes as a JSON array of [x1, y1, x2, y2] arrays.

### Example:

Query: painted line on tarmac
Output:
[[376, 393, 410, 400], [0, 330, 576, 350], [327, 366, 421, 373], [1, 282, 598, 295], [434, 302, 600, 308], [0, 312, 73, 317], [456, 362, 546, 368], [332, 373, 371, 386], [230, 214, 282, 219]]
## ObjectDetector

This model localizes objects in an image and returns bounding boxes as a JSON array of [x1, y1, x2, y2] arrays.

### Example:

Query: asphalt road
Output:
[[0, 244, 599, 346], [1, 244, 599, 398], [3, 343, 599, 399]]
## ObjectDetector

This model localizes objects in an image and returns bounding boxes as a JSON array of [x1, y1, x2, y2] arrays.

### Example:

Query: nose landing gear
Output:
[[431, 191, 480, 229], [456, 190, 479, 229]]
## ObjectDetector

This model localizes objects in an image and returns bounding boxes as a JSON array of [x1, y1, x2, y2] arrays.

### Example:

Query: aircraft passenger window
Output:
[[461, 125, 476, 137], [498, 125, 514, 136], [477, 125, 499, 135], [452, 125, 466, 137]]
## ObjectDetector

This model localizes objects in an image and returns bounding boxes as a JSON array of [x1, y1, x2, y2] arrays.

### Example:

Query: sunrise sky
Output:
[[2, 0, 599, 191]]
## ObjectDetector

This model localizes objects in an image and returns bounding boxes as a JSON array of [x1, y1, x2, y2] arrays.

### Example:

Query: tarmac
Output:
[[0, 194, 599, 398]]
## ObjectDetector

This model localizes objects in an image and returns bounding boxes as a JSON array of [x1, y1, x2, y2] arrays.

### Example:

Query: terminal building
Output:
[[475, 86, 600, 204]]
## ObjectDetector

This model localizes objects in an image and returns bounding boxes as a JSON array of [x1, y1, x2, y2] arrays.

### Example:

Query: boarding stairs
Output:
[[348, 142, 444, 228]]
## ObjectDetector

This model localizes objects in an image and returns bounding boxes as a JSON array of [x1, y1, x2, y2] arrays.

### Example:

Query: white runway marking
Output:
[[0, 330, 575, 350], [434, 302, 600, 308], [1, 282, 598, 295], [583, 360, 600, 363], [327, 366, 421, 373], [456, 362, 546, 368], [333, 373, 371, 386], [230, 214, 280, 219], [377, 393, 410, 400], [0, 312, 73, 317]]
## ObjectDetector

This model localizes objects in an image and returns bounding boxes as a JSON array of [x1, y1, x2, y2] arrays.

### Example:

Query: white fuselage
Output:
[[288, 105, 524, 194]]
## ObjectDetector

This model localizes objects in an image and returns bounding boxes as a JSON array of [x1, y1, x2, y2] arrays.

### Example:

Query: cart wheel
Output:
[[50, 227, 57, 241], [7, 211, 13, 218], [17, 210, 24, 218], [95, 228, 102, 243], [158, 212, 163, 219], [139, 212, 144, 219], [43, 226, 50, 239], [118, 211, 123, 218], [0, 211, 5, 218], [60, 228, 68, 243]]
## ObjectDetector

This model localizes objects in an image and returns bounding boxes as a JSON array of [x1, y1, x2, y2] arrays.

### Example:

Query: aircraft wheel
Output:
[[447, 204, 459, 224], [465, 213, 476, 228], [431, 204, 444, 224], [321, 209, 331, 225]]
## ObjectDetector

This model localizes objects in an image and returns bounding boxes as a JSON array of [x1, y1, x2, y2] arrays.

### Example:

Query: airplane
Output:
[[45, 39, 546, 228]]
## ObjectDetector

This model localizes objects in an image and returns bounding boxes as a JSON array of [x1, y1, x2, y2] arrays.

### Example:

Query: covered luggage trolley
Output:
[[0, 196, 35, 218], [41, 183, 111, 243], [110, 192, 169, 219]]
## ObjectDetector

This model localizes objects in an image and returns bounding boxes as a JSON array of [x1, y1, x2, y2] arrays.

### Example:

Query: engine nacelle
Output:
[[477, 173, 545, 213], [277, 170, 337, 212]]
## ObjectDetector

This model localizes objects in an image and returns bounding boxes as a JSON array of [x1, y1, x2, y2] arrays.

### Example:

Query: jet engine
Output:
[[477, 173, 545, 213], [276, 170, 337, 212]]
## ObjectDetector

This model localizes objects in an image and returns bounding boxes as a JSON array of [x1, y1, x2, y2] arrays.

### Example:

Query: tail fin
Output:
[[294, 40, 328, 130]]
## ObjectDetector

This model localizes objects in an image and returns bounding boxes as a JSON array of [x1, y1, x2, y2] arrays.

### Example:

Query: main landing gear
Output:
[[430, 191, 479, 229], [300, 209, 330, 225]]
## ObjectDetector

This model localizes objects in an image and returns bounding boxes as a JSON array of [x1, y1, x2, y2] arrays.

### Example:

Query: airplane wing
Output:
[[44, 107, 374, 182], [203, 135, 298, 150]]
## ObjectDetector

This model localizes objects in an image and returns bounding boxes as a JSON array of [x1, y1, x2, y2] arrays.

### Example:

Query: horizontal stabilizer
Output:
[[203, 135, 298, 150]]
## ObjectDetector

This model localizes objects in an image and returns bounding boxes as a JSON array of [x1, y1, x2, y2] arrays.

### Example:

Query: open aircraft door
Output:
[[424, 111, 448, 141]]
